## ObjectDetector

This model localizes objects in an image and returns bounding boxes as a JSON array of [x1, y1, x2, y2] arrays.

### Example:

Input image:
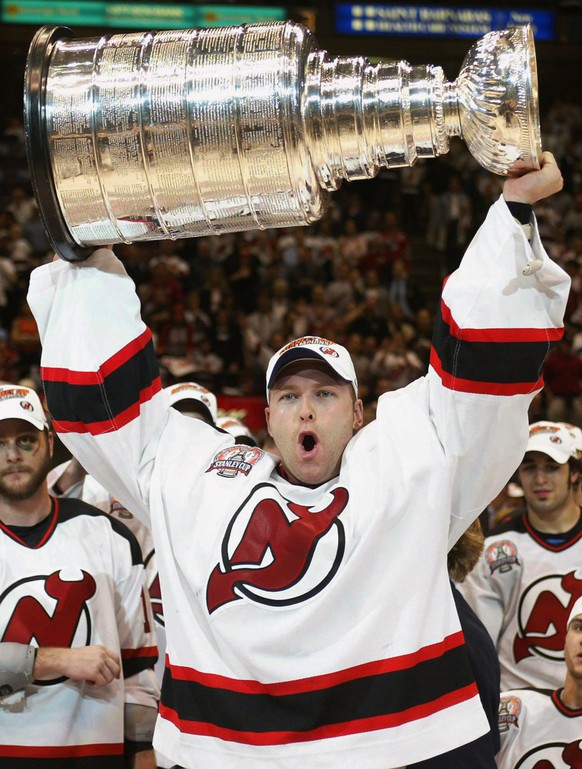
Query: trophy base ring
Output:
[[24, 25, 94, 262]]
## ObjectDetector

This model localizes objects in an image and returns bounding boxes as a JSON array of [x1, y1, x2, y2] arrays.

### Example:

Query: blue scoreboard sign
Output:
[[335, 4, 556, 40]]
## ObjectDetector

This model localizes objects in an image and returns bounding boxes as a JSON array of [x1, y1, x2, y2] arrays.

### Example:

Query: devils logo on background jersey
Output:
[[206, 484, 348, 613], [513, 740, 582, 768], [148, 573, 164, 627], [0, 569, 96, 684], [513, 571, 582, 664]]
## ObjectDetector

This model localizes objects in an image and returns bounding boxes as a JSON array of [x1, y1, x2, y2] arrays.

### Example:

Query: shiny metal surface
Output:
[[24, 21, 541, 258]]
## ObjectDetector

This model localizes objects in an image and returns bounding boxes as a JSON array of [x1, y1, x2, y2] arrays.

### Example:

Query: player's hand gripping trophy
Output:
[[24, 21, 540, 260]]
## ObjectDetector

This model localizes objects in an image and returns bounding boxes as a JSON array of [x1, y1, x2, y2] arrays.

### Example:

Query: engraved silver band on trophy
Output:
[[24, 21, 541, 261]]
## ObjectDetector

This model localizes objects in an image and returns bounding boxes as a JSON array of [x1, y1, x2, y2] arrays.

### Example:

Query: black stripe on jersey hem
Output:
[[123, 655, 158, 679], [432, 306, 552, 385], [0, 757, 124, 768], [57, 498, 144, 566], [44, 337, 159, 426], [160, 643, 474, 734]]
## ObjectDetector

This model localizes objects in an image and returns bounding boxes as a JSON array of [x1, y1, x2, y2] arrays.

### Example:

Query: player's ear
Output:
[[47, 429, 55, 458], [264, 407, 273, 438], [352, 398, 364, 431]]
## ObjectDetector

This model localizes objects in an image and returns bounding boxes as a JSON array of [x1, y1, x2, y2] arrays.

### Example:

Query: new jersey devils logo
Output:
[[513, 740, 582, 768], [0, 569, 96, 684], [513, 571, 582, 663], [206, 484, 348, 613], [148, 574, 164, 627]]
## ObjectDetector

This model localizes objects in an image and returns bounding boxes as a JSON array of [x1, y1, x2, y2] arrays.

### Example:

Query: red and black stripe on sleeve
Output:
[[122, 646, 159, 679], [431, 299, 563, 395], [158, 632, 477, 745], [41, 330, 161, 435]]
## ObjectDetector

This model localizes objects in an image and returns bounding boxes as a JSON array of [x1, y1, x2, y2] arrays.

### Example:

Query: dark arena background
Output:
[[0, 0, 581, 438]]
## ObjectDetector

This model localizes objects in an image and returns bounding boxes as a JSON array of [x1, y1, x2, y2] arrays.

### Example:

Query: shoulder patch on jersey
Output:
[[498, 694, 522, 732], [485, 539, 519, 574], [206, 445, 265, 478]]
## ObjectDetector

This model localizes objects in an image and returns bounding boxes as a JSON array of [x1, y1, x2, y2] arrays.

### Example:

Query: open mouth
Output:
[[301, 433, 317, 453]]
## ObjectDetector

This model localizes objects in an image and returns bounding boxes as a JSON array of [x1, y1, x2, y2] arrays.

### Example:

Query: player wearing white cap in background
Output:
[[27, 156, 568, 767], [165, 381, 218, 425], [0, 384, 159, 768], [459, 421, 582, 691], [215, 416, 258, 446], [561, 421, 582, 507], [495, 596, 582, 768]]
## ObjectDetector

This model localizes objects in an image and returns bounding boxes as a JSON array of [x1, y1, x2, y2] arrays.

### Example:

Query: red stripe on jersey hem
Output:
[[440, 300, 564, 343], [122, 645, 158, 659], [166, 631, 466, 696], [0, 743, 123, 757], [41, 329, 153, 384], [158, 683, 478, 745], [430, 349, 543, 395], [51, 379, 162, 436]]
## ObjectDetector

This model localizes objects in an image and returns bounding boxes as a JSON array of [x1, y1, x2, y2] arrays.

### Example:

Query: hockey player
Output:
[[495, 596, 582, 768], [165, 381, 217, 425], [215, 415, 258, 446], [459, 420, 582, 691], [0, 384, 159, 768], [28, 154, 567, 768]]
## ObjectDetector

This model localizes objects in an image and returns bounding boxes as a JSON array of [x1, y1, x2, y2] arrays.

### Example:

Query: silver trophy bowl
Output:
[[24, 21, 541, 260]]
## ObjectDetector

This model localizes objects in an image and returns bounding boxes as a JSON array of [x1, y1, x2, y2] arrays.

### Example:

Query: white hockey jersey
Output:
[[46, 461, 171, 768], [27, 197, 569, 769], [46, 461, 163, 627], [0, 497, 159, 768], [458, 512, 582, 690], [496, 688, 582, 768]]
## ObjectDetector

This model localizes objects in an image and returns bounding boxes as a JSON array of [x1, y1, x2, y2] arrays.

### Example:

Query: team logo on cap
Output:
[[20, 400, 34, 413], [498, 695, 521, 732], [320, 346, 339, 357], [0, 387, 30, 403], [171, 382, 211, 401], [278, 336, 336, 355], [529, 423, 563, 444], [486, 540, 519, 573]]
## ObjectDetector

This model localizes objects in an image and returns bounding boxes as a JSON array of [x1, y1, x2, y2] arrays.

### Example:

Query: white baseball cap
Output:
[[165, 382, 218, 423], [567, 596, 582, 628], [525, 421, 577, 464], [0, 384, 48, 431], [216, 416, 257, 446], [266, 336, 358, 402], [561, 422, 582, 453]]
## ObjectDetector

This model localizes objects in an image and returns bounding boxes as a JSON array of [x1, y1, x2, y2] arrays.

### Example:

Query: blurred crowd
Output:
[[1, 99, 582, 425]]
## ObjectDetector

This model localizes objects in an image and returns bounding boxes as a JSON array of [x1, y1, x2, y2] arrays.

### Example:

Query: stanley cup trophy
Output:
[[24, 21, 541, 261]]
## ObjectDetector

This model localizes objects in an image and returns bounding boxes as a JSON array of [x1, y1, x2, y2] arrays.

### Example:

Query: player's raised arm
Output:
[[424, 151, 569, 546], [28, 248, 168, 524]]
